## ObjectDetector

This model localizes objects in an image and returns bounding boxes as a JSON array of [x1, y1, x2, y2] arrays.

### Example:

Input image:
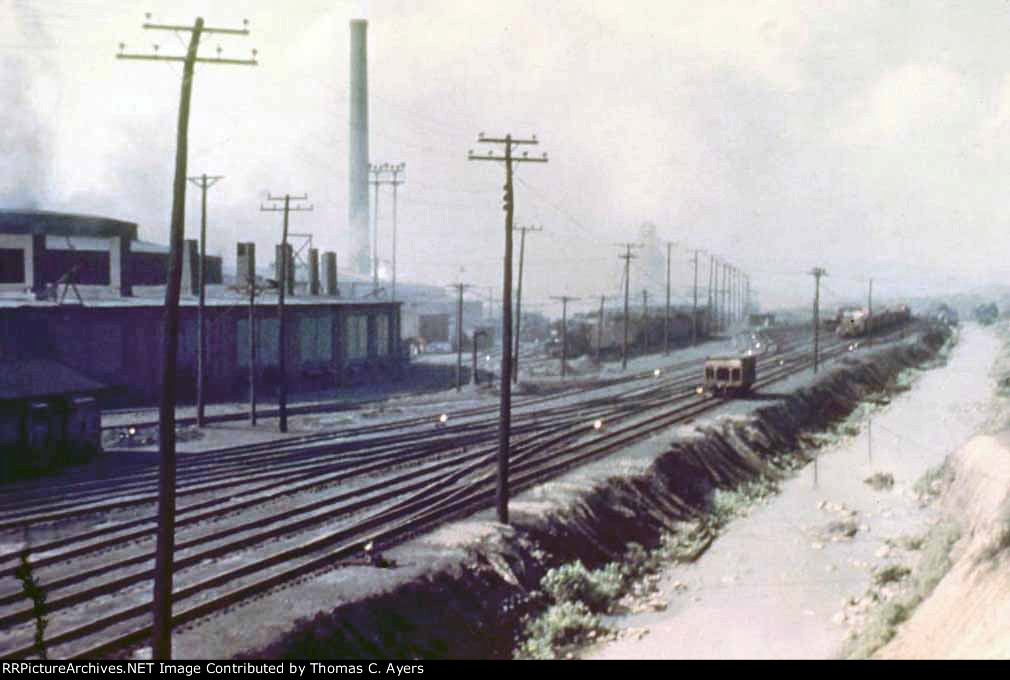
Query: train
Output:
[[0, 394, 102, 478], [836, 304, 911, 338], [547, 309, 711, 360], [703, 355, 756, 396], [973, 303, 999, 326]]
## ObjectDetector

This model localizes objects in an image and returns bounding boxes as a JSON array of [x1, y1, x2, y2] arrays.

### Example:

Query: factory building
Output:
[[0, 210, 222, 297], [0, 295, 402, 408]]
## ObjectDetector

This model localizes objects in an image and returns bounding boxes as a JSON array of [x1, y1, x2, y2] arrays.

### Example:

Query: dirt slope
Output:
[[876, 432, 1010, 660]]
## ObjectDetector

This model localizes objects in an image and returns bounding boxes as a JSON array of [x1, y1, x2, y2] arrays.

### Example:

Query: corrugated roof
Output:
[[0, 358, 107, 400]]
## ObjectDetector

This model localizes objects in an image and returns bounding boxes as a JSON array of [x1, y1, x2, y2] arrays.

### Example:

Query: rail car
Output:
[[703, 355, 756, 396], [973, 303, 999, 326], [836, 304, 911, 338], [578, 311, 709, 359]]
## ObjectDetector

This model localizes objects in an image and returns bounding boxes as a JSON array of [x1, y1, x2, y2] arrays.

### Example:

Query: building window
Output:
[[237, 317, 280, 366], [346, 314, 368, 360], [375, 314, 390, 356], [0, 249, 25, 284], [299, 315, 333, 363]]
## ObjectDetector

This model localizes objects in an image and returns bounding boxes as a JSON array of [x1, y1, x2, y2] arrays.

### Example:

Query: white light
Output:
[[755, 343, 761, 349], [485, 355, 491, 361], [128, 427, 137, 436], [593, 419, 603, 430], [653, 369, 661, 377], [696, 386, 704, 395], [779, 360, 785, 366], [439, 414, 448, 424]]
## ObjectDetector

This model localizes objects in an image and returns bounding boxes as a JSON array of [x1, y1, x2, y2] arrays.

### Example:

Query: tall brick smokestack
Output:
[[348, 19, 370, 276]]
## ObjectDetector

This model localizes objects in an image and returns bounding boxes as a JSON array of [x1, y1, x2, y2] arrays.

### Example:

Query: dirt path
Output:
[[586, 324, 999, 659]]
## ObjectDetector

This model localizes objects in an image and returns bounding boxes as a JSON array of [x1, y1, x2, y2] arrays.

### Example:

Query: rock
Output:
[[875, 545, 891, 559], [811, 542, 824, 550], [831, 611, 847, 626]]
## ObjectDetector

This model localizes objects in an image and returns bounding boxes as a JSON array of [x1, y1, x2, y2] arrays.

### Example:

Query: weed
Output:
[[873, 564, 911, 586], [514, 601, 606, 660], [864, 472, 895, 491], [844, 519, 960, 659], [14, 531, 47, 660], [540, 560, 623, 613]]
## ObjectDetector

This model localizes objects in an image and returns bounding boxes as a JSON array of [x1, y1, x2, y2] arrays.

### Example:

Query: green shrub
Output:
[[515, 601, 605, 659], [541, 560, 623, 612]]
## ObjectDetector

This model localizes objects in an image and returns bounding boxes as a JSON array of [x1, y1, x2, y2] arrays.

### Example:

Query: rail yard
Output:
[[8, 0, 1010, 665], [0, 320, 926, 659]]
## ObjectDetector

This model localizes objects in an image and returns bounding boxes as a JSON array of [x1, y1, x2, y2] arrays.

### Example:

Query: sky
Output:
[[3, 0, 1010, 315]]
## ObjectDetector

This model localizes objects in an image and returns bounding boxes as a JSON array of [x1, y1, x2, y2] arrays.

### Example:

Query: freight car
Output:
[[836, 304, 911, 338], [973, 303, 999, 326], [583, 310, 708, 359]]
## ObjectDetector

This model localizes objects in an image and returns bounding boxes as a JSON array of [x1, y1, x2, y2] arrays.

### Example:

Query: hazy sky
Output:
[[3, 0, 1010, 313]]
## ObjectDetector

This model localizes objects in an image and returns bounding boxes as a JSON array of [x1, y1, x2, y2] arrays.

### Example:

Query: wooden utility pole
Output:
[[692, 249, 700, 345], [449, 282, 471, 391], [616, 243, 640, 370], [261, 194, 313, 433], [811, 267, 827, 373], [117, 15, 256, 661], [708, 254, 716, 335], [723, 263, 730, 330], [512, 225, 542, 383], [664, 242, 672, 356], [248, 271, 258, 427], [187, 173, 222, 428], [596, 294, 607, 363], [867, 278, 874, 349], [468, 133, 548, 524], [642, 289, 649, 353], [550, 296, 579, 378]]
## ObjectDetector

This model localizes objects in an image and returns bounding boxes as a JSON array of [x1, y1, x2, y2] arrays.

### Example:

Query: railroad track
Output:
[[99, 328, 794, 435], [0, 325, 914, 659]]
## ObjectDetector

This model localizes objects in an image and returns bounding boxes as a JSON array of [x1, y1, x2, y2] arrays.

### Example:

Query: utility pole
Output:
[[664, 242, 672, 355], [187, 173, 222, 428], [745, 274, 751, 320], [692, 249, 700, 345], [551, 296, 579, 378], [371, 162, 405, 299], [261, 194, 313, 433], [512, 225, 542, 383], [732, 266, 738, 325], [449, 282, 471, 391], [117, 15, 256, 662], [708, 254, 716, 335], [811, 267, 827, 373], [369, 164, 384, 296], [721, 262, 729, 331], [596, 294, 607, 363], [389, 164, 404, 300], [248, 271, 258, 427], [867, 278, 874, 349], [616, 243, 641, 370], [642, 289, 649, 354], [468, 133, 548, 525]]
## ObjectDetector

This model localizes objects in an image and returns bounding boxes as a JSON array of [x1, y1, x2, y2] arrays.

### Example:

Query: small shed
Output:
[[0, 358, 107, 474]]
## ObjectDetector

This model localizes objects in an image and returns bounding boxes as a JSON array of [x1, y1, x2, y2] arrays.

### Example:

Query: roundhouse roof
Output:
[[0, 210, 138, 240]]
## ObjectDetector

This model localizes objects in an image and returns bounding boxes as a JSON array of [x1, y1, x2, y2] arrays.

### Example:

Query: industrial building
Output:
[[0, 293, 402, 408], [0, 209, 222, 296]]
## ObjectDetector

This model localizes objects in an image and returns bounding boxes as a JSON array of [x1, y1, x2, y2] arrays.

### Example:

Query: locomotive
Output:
[[836, 304, 911, 338]]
